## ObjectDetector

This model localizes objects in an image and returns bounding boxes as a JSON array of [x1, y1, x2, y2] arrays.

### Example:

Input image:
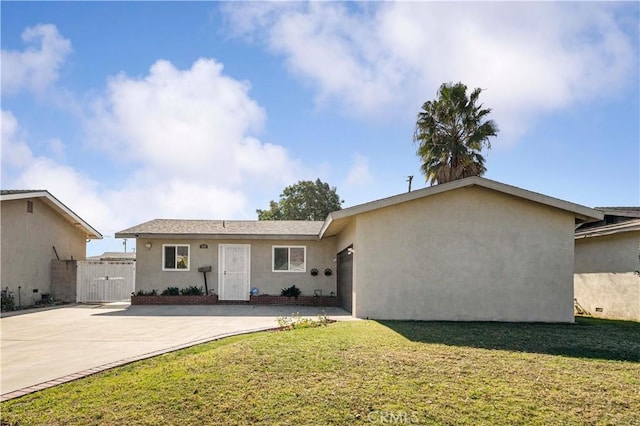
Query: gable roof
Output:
[[116, 177, 603, 241], [1, 190, 46, 196], [574, 206, 640, 239], [116, 219, 324, 240], [320, 176, 604, 238], [575, 218, 640, 239], [594, 207, 640, 218], [1, 190, 102, 239]]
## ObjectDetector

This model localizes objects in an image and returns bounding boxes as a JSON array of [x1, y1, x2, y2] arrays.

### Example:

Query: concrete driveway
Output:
[[1, 304, 351, 400]]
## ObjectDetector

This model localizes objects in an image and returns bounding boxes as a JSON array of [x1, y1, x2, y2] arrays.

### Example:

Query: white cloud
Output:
[[11, 157, 112, 228], [344, 153, 373, 188], [1, 109, 112, 231], [105, 174, 249, 224], [1, 110, 33, 167], [2, 106, 258, 236], [1, 24, 72, 94], [3, 55, 321, 239], [223, 2, 637, 143], [89, 58, 302, 186], [47, 138, 66, 160], [82, 57, 314, 226]]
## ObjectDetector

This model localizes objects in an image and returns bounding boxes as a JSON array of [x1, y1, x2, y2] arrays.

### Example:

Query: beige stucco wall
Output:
[[336, 219, 357, 254], [351, 186, 576, 322], [574, 231, 640, 321], [134, 237, 337, 297], [574, 273, 639, 321], [1, 198, 87, 307], [574, 231, 640, 273]]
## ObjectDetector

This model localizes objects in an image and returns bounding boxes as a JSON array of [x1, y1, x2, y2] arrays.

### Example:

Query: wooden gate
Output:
[[76, 261, 135, 303]]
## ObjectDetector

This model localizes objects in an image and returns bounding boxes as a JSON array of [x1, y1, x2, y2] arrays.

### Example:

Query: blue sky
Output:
[[2, 2, 638, 256]]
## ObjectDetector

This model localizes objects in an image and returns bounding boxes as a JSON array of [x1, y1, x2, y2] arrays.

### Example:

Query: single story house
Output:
[[1, 190, 102, 307], [574, 208, 640, 321], [116, 177, 602, 322], [119, 220, 336, 301], [87, 251, 137, 262]]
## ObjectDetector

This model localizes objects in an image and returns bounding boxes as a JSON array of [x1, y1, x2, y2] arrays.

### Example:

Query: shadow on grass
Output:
[[377, 316, 640, 362]]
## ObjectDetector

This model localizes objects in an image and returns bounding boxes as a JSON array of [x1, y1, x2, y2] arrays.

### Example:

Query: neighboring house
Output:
[[574, 208, 640, 321], [0, 190, 102, 307], [116, 177, 602, 322], [87, 252, 136, 262]]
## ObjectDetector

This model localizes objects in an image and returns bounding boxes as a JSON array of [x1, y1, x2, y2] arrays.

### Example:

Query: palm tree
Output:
[[413, 82, 498, 185]]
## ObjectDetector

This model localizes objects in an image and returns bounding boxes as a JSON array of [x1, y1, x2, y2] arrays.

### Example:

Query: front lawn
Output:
[[2, 317, 639, 425]]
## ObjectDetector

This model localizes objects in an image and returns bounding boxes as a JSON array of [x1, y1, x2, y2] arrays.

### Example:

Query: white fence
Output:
[[76, 261, 135, 303]]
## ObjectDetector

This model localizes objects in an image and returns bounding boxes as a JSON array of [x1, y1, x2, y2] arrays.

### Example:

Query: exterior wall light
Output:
[[145, 242, 152, 249]]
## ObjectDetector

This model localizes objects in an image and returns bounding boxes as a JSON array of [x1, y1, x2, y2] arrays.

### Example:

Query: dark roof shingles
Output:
[[1, 190, 47, 195], [118, 219, 324, 237]]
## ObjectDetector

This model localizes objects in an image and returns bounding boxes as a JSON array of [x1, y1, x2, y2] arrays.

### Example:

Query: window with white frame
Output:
[[163, 244, 190, 271], [273, 246, 306, 272]]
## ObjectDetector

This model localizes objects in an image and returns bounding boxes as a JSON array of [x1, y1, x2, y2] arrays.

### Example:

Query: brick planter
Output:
[[130, 294, 336, 307], [131, 294, 218, 305], [250, 295, 337, 307]]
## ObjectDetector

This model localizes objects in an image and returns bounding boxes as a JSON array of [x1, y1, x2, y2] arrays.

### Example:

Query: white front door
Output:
[[218, 244, 251, 301]]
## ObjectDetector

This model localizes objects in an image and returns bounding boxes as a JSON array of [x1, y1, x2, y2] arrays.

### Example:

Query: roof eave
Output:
[[472, 178, 604, 223], [575, 221, 640, 239], [2, 190, 102, 239], [39, 193, 103, 239], [115, 232, 321, 241], [318, 213, 334, 239], [594, 207, 640, 218], [0, 190, 50, 201]]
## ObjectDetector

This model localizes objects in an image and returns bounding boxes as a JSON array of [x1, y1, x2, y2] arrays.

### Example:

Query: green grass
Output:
[[2, 317, 639, 425]]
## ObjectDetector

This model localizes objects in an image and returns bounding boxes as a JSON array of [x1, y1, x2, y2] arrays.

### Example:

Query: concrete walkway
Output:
[[1, 304, 352, 401]]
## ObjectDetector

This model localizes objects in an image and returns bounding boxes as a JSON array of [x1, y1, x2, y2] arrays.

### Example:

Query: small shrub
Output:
[[135, 289, 157, 296], [277, 312, 333, 330], [1, 290, 16, 312], [161, 287, 180, 296], [281, 285, 301, 298], [180, 286, 204, 296]]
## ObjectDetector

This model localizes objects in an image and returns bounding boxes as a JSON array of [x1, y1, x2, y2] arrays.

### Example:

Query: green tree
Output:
[[257, 179, 343, 221], [413, 82, 498, 185]]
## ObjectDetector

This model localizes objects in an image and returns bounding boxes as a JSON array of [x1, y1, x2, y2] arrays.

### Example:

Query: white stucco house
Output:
[[1, 190, 102, 307], [574, 208, 640, 321], [116, 177, 603, 323]]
